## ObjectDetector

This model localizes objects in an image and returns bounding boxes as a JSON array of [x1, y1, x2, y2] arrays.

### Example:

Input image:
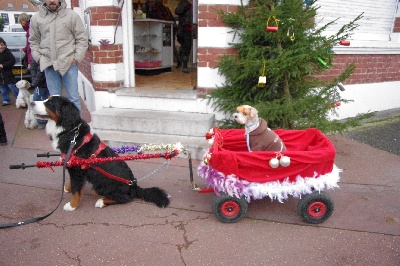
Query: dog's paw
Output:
[[64, 184, 71, 193], [63, 202, 77, 211], [95, 198, 105, 208]]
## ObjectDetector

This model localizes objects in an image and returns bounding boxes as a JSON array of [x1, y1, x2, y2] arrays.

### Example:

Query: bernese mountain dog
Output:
[[31, 95, 170, 211]]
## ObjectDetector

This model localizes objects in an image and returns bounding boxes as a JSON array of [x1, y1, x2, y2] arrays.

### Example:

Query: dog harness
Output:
[[61, 132, 134, 185]]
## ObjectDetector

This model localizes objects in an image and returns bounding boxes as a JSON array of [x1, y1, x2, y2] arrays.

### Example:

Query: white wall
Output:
[[331, 81, 400, 120]]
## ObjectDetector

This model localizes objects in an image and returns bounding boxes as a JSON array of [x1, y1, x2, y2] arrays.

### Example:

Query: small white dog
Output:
[[233, 105, 286, 152], [15, 80, 32, 108], [15, 80, 38, 129]]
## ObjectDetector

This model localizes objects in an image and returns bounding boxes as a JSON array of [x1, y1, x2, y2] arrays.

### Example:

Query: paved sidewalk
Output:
[[0, 103, 399, 265]]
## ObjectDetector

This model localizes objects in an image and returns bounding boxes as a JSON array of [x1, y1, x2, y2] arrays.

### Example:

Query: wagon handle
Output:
[[37, 152, 61, 158], [9, 163, 36, 169]]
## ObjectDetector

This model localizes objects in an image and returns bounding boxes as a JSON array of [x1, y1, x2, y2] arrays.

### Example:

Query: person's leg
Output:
[[8, 83, 19, 98], [0, 112, 7, 145], [39, 87, 50, 100], [181, 30, 193, 73], [62, 64, 81, 114], [44, 66, 63, 96], [33, 87, 48, 128], [0, 85, 11, 105], [173, 27, 181, 68]]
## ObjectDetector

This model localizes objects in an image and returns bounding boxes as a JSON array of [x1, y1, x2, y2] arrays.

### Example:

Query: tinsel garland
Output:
[[36, 150, 179, 170], [112, 145, 141, 154], [112, 143, 185, 155], [197, 162, 341, 203]]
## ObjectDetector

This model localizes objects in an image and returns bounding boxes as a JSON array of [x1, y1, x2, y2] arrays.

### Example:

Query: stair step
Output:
[[116, 87, 197, 100], [91, 129, 208, 160], [91, 108, 215, 137]]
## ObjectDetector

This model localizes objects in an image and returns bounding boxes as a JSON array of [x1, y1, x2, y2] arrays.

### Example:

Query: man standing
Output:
[[175, 0, 193, 73], [29, 0, 88, 114]]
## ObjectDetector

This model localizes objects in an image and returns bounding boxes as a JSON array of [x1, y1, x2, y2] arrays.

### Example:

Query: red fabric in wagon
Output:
[[208, 128, 336, 183]]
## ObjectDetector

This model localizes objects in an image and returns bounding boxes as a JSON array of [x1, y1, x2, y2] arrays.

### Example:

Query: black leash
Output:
[[0, 138, 76, 229]]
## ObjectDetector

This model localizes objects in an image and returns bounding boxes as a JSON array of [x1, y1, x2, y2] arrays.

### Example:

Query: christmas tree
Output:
[[210, 0, 368, 132]]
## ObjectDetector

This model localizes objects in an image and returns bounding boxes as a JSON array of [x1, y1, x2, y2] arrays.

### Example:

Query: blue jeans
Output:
[[0, 83, 19, 104], [33, 87, 50, 124], [44, 64, 81, 114]]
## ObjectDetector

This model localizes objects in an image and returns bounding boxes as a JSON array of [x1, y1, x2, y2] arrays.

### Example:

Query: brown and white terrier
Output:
[[233, 105, 286, 152]]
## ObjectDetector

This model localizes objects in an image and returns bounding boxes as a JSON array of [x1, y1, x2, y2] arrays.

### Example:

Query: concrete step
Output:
[[109, 88, 209, 113], [91, 129, 209, 160], [90, 108, 215, 137], [116, 87, 198, 100]]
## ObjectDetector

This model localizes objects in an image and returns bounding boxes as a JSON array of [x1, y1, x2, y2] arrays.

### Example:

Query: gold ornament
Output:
[[258, 61, 267, 88]]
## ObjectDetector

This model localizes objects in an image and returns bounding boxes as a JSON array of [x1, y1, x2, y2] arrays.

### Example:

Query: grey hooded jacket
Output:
[[29, 1, 88, 76]]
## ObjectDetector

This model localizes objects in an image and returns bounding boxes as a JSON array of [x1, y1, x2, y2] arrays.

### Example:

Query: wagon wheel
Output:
[[297, 191, 334, 224], [212, 193, 248, 223]]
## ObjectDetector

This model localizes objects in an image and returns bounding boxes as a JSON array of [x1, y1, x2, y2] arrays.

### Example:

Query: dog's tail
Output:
[[134, 186, 170, 208]]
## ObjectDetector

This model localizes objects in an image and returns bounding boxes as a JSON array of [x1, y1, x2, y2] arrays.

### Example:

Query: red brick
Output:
[[198, 20, 208, 27], [96, 6, 120, 13], [99, 57, 122, 64], [105, 13, 120, 20], [97, 20, 117, 26], [91, 13, 106, 20], [207, 20, 225, 27], [198, 61, 208, 67], [199, 12, 218, 20]]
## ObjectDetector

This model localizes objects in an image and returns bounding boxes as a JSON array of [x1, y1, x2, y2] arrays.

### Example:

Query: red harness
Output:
[[61, 133, 133, 185]]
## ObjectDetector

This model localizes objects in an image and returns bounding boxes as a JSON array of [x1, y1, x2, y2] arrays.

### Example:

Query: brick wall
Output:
[[79, 47, 92, 84], [197, 47, 237, 68], [322, 54, 400, 85], [89, 6, 121, 27], [80, 6, 124, 91], [71, 0, 79, 8]]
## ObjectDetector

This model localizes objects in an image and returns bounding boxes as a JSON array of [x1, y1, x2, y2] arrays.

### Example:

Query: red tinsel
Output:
[[35, 150, 179, 170]]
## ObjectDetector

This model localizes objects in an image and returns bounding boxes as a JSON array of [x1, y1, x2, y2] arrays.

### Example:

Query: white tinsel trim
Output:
[[198, 163, 341, 203]]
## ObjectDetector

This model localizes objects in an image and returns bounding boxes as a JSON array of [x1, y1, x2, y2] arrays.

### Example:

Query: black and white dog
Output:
[[32, 95, 170, 211]]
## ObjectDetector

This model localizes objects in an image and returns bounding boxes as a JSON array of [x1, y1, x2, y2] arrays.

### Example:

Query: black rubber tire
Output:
[[297, 191, 334, 224], [212, 193, 248, 223]]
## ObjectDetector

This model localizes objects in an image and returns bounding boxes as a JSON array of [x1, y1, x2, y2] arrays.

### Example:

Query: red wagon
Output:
[[197, 127, 341, 224]]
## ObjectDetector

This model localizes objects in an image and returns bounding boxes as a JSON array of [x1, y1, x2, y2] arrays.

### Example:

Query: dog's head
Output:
[[16, 80, 31, 90], [233, 105, 259, 125], [32, 95, 81, 128]]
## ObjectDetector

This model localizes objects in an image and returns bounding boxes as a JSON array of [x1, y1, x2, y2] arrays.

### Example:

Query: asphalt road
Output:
[[343, 109, 400, 156]]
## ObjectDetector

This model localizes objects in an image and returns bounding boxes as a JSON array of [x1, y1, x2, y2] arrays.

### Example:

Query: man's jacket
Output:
[[29, 1, 88, 76]]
